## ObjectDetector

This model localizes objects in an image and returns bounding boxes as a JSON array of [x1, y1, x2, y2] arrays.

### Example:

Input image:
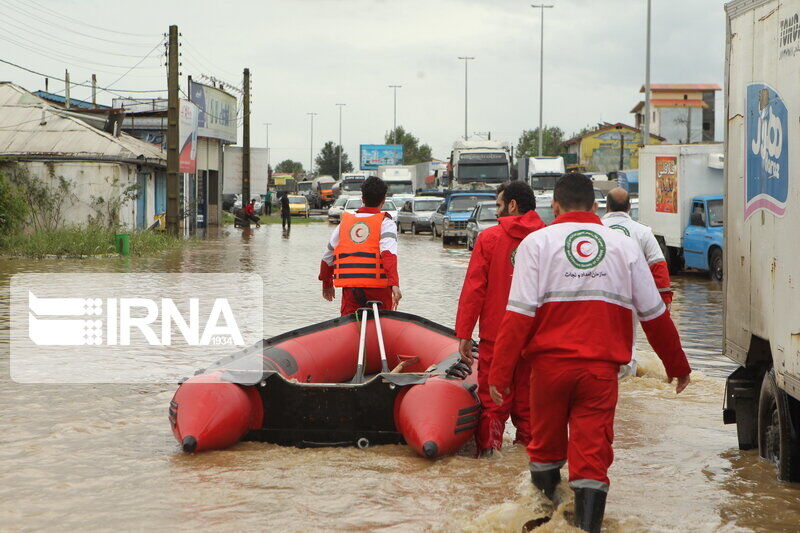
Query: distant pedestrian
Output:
[[265, 189, 273, 216], [243, 199, 261, 227], [280, 192, 291, 230]]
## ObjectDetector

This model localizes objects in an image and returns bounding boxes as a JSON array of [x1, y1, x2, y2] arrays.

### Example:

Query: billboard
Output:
[[360, 144, 404, 170], [655, 156, 678, 213], [189, 80, 237, 144], [179, 99, 199, 174]]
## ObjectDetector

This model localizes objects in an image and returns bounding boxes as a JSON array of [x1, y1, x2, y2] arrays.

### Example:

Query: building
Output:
[[0, 82, 166, 229], [630, 84, 721, 143], [563, 123, 665, 173]]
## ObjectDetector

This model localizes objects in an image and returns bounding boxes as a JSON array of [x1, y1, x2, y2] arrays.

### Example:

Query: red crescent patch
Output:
[[577, 240, 592, 258]]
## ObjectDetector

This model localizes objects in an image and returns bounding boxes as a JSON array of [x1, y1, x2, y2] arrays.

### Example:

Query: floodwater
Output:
[[1, 220, 799, 532]]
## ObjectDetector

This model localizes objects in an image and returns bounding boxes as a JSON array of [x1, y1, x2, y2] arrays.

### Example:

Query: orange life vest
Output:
[[334, 212, 389, 288]]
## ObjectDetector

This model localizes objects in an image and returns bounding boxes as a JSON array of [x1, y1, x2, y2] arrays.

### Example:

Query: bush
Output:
[[0, 173, 29, 240]]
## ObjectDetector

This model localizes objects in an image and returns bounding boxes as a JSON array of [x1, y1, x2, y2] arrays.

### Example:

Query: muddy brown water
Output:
[[1, 222, 798, 532]]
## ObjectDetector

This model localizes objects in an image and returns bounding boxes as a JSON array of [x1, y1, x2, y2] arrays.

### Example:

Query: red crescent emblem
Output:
[[355, 228, 365, 239], [576, 240, 592, 258]]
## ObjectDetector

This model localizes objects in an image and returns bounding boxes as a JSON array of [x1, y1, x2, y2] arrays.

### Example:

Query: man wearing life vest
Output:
[[319, 176, 402, 315], [454, 180, 545, 457], [489, 174, 691, 532], [602, 187, 673, 378]]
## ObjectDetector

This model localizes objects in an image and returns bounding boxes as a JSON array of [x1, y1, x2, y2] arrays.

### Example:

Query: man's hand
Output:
[[391, 286, 402, 310], [458, 339, 474, 364], [670, 374, 691, 394], [489, 385, 510, 406], [322, 286, 335, 302]]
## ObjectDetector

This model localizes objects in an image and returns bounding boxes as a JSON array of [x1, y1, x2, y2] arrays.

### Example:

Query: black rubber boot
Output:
[[530, 469, 561, 502], [572, 487, 607, 533]]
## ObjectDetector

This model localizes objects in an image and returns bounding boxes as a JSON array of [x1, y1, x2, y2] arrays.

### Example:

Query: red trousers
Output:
[[339, 287, 393, 316], [476, 340, 532, 451], [527, 359, 618, 488]]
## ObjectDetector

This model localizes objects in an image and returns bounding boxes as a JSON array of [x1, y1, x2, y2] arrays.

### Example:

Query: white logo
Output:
[[350, 221, 370, 244]]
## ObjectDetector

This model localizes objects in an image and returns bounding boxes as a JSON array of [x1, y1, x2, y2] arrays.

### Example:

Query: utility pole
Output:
[[457, 57, 474, 140], [166, 25, 179, 235], [242, 68, 251, 226], [64, 70, 71, 109], [388, 85, 401, 144], [263, 122, 271, 187], [643, 0, 652, 145], [532, 4, 554, 156], [91, 74, 97, 108], [336, 103, 345, 179], [307, 112, 317, 176]]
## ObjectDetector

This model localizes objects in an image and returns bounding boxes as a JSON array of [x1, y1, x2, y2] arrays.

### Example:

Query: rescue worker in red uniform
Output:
[[455, 180, 545, 457], [319, 176, 402, 315], [489, 174, 691, 532]]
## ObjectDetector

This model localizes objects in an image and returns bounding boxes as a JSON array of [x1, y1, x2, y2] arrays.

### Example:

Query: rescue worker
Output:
[[602, 187, 673, 377], [455, 180, 545, 457], [319, 176, 402, 316], [488, 174, 691, 532]]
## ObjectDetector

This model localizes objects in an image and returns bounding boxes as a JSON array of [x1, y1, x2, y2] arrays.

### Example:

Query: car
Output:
[[397, 196, 443, 235], [327, 195, 351, 224], [343, 197, 399, 224], [466, 201, 499, 250], [287, 195, 310, 217], [233, 194, 263, 215], [432, 191, 497, 246], [222, 193, 237, 212]]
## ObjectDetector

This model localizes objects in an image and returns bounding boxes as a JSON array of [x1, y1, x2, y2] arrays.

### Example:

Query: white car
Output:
[[327, 195, 351, 224], [343, 197, 399, 226], [233, 194, 263, 215]]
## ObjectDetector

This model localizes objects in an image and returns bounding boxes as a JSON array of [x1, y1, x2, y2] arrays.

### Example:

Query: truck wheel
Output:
[[399, 223, 405, 234], [709, 247, 723, 282], [758, 367, 800, 481], [411, 223, 418, 235]]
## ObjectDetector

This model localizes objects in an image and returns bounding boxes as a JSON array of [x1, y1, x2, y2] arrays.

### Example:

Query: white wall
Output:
[[657, 107, 704, 144], [222, 146, 268, 196]]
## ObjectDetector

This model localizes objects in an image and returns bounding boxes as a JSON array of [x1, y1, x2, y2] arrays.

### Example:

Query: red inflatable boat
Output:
[[169, 306, 479, 459]]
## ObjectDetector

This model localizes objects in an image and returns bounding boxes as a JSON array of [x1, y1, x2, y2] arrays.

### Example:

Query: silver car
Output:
[[397, 196, 443, 234], [466, 201, 499, 250]]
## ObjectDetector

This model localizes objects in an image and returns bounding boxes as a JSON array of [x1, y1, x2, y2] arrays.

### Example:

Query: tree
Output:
[[275, 159, 305, 177], [516, 126, 565, 158], [384, 126, 433, 164], [314, 141, 354, 179]]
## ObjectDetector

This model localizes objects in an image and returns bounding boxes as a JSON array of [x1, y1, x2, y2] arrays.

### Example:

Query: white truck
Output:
[[722, 0, 800, 481], [638, 144, 725, 279], [447, 139, 512, 190], [517, 156, 565, 192], [377, 167, 414, 198]]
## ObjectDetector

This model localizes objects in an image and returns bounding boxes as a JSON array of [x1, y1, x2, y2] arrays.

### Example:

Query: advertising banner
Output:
[[655, 156, 678, 213], [179, 99, 199, 174], [360, 144, 404, 170], [189, 80, 238, 144]]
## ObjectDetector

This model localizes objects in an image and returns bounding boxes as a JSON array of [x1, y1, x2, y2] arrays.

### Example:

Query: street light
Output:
[[532, 4, 554, 156], [336, 103, 346, 179], [388, 85, 401, 144], [307, 112, 317, 176], [643, 0, 652, 145], [263, 122, 271, 186], [458, 57, 475, 140]]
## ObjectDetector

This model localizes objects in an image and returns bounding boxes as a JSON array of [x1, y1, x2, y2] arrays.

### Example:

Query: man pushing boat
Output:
[[319, 176, 402, 315]]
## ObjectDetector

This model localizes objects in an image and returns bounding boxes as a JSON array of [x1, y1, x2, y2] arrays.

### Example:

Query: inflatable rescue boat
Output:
[[169, 305, 479, 458]]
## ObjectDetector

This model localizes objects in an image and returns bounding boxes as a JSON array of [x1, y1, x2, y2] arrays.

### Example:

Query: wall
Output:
[[222, 146, 269, 197], [657, 107, 704, 144], [578, 128, 663, 172]]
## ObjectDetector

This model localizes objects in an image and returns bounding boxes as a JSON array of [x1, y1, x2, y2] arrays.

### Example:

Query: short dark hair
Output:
[[497, 180, 536, 213], [361, 176, 388, 207], [553, 173, 595, 211], [606, 190, 631, 213]]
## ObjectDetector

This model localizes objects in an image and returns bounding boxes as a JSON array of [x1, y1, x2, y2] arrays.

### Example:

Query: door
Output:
[[154, 172, 166, 215], [135, 172, 147, 229], [683, 200, 707, 270]]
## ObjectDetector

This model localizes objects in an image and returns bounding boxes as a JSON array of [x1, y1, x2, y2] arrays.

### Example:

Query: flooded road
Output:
[[1, 221, 799, 532]]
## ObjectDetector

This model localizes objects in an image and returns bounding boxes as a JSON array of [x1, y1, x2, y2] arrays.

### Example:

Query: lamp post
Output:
[[643, 0, 652, 145], [388, 85, 401, 144], [532, 4, 554, 156], [336, 103, 345, 179], [458, 57, 475, 140], [307, 112, 317, 176], [263, 122, 271, 186]]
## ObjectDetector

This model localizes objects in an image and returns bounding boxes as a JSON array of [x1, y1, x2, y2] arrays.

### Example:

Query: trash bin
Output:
[[114, 233, 131, 256]]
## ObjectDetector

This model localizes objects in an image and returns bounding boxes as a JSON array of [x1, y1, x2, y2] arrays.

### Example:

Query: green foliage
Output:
[[5, 164, 76, 231], [516, 126, 566, 158], [275, 159, 305, 177], [384, 126, 433, 164], [314, 141, 354, 179], [89, 176, 140, 228], [0, 172, 29, 239]]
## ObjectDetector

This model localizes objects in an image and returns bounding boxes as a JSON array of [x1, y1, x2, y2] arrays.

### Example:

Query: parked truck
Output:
[[722, 0, 800, 481], [517, 156, 565, 192], [638, 143, 725, 280], [447, 139, 512, 191], [332, 172, 369, 199]]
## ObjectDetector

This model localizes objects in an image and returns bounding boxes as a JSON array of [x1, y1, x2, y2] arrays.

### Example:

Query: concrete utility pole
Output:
[[263, 122, 271, 187], [457, 57, 474, 140], [643, 0, 652, 145], [166, 25, 179, 235], [242, 68, 251, 226], [532, 4, 554, 156], [307, 112, 317, 175], [64, 70, 71, 109], [91, 74, 97, 108], [336, 103, 345, 179], [388, 85, 401, 144]]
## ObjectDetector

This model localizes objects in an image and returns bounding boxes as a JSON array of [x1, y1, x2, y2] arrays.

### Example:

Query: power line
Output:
[[182, 38, 241, 79], [104, 40, 167, 91], [0, 58, 167, 93], [19, 0, 160, 38]]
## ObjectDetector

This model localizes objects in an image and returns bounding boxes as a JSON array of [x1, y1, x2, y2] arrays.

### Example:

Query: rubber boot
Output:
[[572, 488, 607, 533], [530, 469, 561, 502]]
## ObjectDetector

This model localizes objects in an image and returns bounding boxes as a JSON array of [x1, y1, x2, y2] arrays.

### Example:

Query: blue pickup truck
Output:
[[681, 195, 724, 281], [431, 191, 497, 246]]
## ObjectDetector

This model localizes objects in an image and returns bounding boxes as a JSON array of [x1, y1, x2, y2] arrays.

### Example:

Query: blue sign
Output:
[[745, 83, 789, 219], [360, 144, 404, 170]]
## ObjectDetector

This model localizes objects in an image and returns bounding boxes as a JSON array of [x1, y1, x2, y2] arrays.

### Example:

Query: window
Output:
[[413, 200, 441, 212], [707, 199, 724, 227], [450, 195, 494, 212]]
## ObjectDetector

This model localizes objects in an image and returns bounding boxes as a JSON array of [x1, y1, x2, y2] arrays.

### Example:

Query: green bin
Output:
[[114, 233, 131, 256]]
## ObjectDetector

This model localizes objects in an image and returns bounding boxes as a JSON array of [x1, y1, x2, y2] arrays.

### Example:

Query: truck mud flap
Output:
[[725, 366, 760, 450]]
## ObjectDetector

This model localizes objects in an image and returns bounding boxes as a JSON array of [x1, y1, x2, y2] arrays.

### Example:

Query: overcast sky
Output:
[[1, 0, 729, 168]]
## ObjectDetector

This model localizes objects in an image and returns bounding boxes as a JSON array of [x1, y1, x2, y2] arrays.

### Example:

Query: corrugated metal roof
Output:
[[630, 99, 709, 113], [0, 83, 165, 164], [34, 90, 111, 110], [639, 84, 722, 92]]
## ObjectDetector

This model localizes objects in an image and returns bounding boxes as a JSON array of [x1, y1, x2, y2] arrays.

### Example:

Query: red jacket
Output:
[[455, 210, 546, 342], [243, 203, 255, 215]]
